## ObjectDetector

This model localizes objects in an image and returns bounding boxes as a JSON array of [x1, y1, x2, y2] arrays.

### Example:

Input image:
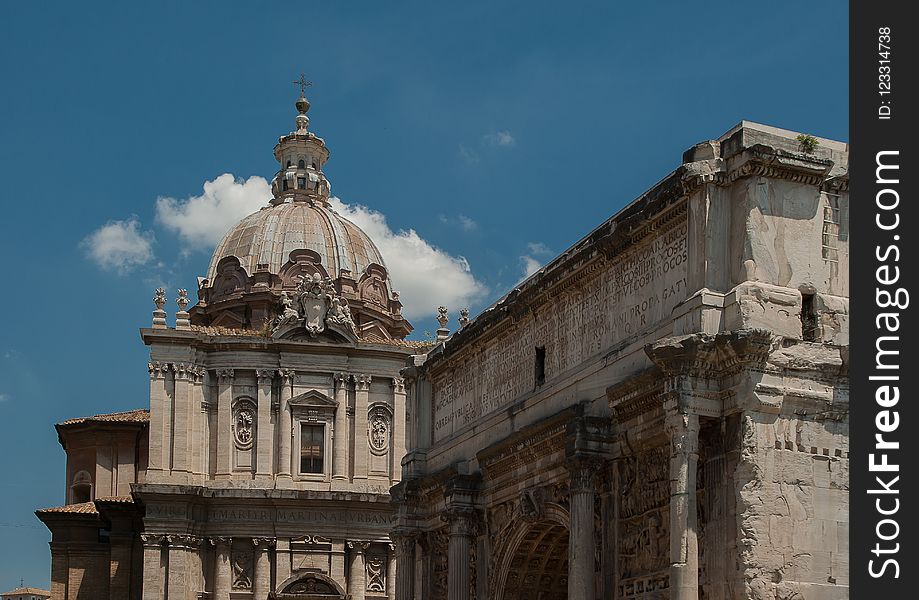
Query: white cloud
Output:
[[520, 256, 543, 280], [0, 392, 8, 403], [80, 217, 155, 273], [328, 197, 488, 321], [527, 242, 552, 255], [484, 130, 516, 147], [518, 242, 553, 282], [459, 144, 480, 164], [155, 174, 271, 249], [458, 215, 478, 232]]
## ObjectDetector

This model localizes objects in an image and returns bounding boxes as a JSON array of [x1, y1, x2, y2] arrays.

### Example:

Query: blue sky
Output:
[[0, 1, 847, 591]]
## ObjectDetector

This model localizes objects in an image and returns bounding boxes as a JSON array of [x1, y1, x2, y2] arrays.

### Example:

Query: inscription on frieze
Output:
[[207, 507, 395, 526], [433, 219, 688, 442]]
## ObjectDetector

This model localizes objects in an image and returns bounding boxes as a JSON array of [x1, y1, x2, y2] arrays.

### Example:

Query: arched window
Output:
[[298, 159, 305, 168], [71, 470, 92, 504], [286, 160, 292, 168], [283, 179, 289, 191]]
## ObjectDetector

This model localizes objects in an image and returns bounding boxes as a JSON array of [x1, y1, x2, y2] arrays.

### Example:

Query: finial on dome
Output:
[[292, 73, 312, 132]]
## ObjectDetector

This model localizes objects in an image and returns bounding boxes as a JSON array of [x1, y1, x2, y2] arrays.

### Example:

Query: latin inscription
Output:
[[433, 219, 689, 442]]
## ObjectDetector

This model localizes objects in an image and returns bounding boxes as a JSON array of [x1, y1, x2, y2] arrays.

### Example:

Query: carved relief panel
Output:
[[233, 397, 257, 470], [617, 446, 670, 598]]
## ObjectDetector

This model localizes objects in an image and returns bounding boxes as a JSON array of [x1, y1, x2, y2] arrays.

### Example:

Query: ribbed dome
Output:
[[207, 202, 386, 281]]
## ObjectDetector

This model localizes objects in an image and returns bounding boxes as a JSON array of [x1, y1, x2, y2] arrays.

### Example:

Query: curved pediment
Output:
[[272, 571, 345, 599]]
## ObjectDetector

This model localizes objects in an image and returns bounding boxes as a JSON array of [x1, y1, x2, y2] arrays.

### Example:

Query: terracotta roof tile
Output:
[[36, 496, 136, 515], [36, 501, 98, 515], [57, 409, 149, 427]]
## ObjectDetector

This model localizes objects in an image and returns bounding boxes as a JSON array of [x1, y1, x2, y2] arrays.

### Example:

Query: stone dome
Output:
[[207, 202, 387, 283], [191, 91, 411, 340]]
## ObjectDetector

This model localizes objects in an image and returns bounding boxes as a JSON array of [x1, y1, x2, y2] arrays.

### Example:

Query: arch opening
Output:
[[498, 520, 569, 600]]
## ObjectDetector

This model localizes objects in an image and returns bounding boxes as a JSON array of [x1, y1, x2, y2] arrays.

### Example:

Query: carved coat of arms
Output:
[[272, 272, 356, 337]]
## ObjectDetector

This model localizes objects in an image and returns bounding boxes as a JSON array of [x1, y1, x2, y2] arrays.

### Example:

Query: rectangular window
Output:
[[300, 423, 324, 474], [535, 346, 546, 387], [297, 177, 307, 189]]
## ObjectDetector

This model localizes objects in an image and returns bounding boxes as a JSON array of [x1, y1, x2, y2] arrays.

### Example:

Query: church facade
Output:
[[391, 122, 849, 600], [38, 91, 426, 600]]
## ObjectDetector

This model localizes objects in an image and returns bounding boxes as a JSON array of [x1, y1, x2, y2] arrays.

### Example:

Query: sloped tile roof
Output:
[[57, 409, 149, 427]]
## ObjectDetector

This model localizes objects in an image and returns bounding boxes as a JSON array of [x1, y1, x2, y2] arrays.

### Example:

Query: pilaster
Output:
[[332, 372, 351, 482], [278, 370, 294, 480], [353, 374, 372, 484], [391, 376, 406, 484], [216, 369, 235, 479], [140, 534, 164, 600], [256, 370, 275, 479], [171, 363, 193, 477], [147, 362, 170, 475]]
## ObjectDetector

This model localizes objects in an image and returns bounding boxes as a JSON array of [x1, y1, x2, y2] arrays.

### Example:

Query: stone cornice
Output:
[[645, 329, 776, 381]]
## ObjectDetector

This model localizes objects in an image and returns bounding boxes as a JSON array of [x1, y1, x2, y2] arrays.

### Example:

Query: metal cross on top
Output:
[[293, 73, 312, 97]]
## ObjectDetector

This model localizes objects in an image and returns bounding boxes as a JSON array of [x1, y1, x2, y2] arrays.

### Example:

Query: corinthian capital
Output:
[[355, 374, 372, 392], [441, 507, 480, 537], [566, 456, 603, 495], [217, 368, 235, 383], [391, 376, 405, 394], [278, 369, 295, 383], [256, 369, 275, 384]]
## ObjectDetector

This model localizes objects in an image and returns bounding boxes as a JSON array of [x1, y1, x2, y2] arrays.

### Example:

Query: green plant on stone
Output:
[[796, 133, 819, 154]]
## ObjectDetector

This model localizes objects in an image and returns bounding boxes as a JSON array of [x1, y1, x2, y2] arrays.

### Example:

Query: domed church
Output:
[[36, 88, 428, 600]]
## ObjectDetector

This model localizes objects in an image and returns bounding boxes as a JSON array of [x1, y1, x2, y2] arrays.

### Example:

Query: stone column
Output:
[[348, 541, 369, 600], [332, 372, 350, 482], [567, 457, 599, 600], [391, 376, 407, 484], [391, 532, 415, 600], [212, 537, 232, 600], [666, 410, 700, 600], [147, 362, 170, 475], [140, 534, 164, 600], [215, 369, 234, 479], [256, 370, 275, 479], [353, 375, 371, 485], [445, 509, 478, 600], [190, 367, 206, 478], [278, 370, 294, 480], [252, 538, 274, 600]]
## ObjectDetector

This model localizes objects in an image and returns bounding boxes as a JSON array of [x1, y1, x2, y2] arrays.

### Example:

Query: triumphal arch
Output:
[[391, 122, 850, 600]]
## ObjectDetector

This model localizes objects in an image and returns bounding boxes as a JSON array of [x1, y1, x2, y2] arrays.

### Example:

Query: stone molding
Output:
[[148, 362, 170, 380], [347, 540, 370, 553], [140, 533, 165, 547]]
